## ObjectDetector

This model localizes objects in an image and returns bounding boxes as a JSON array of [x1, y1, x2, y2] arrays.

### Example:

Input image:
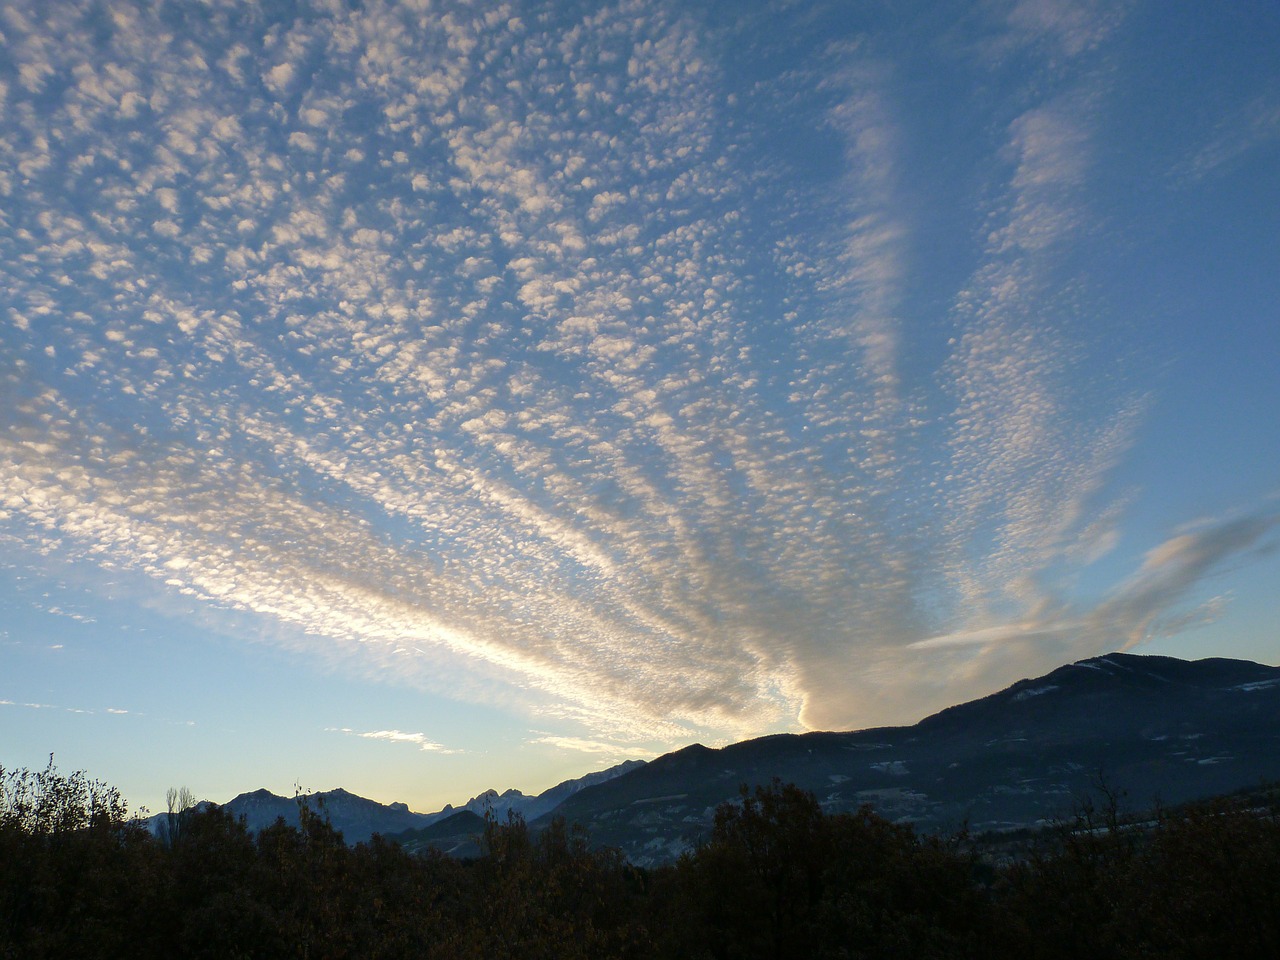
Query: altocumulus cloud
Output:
[[1, 0, 1275, 752]]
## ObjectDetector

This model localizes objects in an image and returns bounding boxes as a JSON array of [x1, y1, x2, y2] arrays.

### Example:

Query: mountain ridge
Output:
[[143, 652, 1280, 862], [537, 652, 1280, 863], [140, 758, 645, 844]]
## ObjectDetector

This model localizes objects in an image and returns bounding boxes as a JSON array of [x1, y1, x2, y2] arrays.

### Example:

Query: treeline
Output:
[[3, 761, 1279, 958]]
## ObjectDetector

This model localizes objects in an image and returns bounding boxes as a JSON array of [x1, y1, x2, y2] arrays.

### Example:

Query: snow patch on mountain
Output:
[[1013, 684, 1059, 701]]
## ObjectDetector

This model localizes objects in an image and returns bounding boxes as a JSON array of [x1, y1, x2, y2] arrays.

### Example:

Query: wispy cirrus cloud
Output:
[[328, 728, 461, 755], [999, 0, 1131, 58], [0, 698, 152, 720], [911, 510, 1279, 650], [1172, 91, 1280, 185], [1091, 512, 1280, 648], [527, 734, 654, 758]]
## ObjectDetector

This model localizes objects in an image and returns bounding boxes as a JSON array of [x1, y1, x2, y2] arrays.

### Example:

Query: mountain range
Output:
[[149, 653, 1280, 864], [142, 759, 645, 845], [537, 652, 1280, 863]]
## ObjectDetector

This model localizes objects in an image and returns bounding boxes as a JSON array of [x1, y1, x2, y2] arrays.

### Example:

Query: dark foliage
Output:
[[991, 786, 1280, 960], [2, 760, 1278, 958], [647, 780, 989, 960]]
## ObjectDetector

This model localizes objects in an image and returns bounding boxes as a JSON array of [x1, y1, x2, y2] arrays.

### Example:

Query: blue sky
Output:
[[2, 0, 1278, 816]]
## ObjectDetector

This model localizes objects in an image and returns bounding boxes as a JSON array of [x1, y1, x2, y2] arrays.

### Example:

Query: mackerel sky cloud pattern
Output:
[[2, 0, 1278, 788]]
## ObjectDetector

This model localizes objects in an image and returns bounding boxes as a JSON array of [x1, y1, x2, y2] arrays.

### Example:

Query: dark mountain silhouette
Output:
[[428, 758, 648, 825], [537, 653, 1280, 864], [141, 653, 1280, 863], [140, 786, 436, 844], [141, 759, 644, 845], [389, 809, 489, 859]]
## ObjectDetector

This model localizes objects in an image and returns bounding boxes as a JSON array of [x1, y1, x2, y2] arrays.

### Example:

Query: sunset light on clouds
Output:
[[2, 0, 1278, 814]]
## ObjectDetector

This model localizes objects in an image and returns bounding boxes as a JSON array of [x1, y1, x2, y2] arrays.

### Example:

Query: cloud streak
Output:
[[328, 728, 460, 755]]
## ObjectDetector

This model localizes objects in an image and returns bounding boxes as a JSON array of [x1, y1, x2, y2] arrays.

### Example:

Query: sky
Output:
[[2, 0, 1278, 817]]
